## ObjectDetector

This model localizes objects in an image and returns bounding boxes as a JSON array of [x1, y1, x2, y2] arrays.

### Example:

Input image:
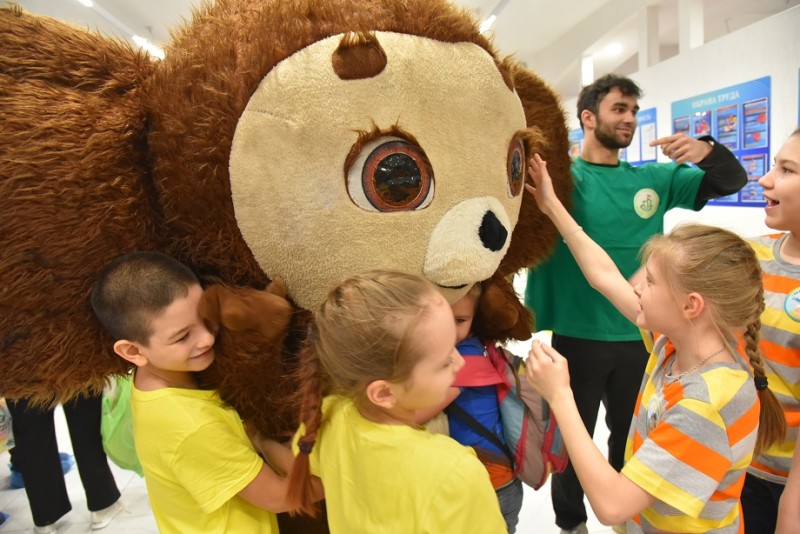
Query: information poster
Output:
[[636, 108, 657, 164], [640, 124, 657, 162], [616, 107, 656, 166], [716, 104, 739, 150], [741, 153, 768, 204], [692, 109, 712, 137], [743, 98, 769, 149], [671, 76, 771, 207], [568, 128, 583, 159], [673, 115, 690, 136], [627, 123, 641, 163]]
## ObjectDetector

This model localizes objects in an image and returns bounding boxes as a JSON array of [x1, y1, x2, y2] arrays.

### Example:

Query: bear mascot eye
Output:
[[347, 137, 434, 212], [507, 135, 526, 198]]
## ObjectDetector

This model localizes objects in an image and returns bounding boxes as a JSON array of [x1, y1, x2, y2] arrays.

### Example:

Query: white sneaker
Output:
[[90, 499, 124, 530], [34, 525, 57, 534], [560, 523, 589, 534]]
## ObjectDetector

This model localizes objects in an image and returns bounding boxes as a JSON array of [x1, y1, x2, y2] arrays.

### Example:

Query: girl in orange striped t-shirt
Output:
[[523, 154, 784, 533], [748, 128, 800, 534]]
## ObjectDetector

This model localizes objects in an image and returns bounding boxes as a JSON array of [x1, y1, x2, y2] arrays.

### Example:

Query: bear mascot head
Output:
[[1, 0, 571, 529]]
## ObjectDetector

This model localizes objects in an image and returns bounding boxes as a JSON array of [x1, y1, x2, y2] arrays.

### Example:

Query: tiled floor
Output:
[[0, 406, 158, 533]]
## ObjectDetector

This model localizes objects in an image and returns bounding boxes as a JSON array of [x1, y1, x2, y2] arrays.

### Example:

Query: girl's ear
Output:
[[113, 340, 149, 367], [683, 292, 705, 319], [364, 379, 397, 410]]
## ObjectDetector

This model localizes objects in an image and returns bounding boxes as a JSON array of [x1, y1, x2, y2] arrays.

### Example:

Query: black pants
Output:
[[7, 394, 120, 527], [550, 334, 649, 530], [741, 472, 784, 533]]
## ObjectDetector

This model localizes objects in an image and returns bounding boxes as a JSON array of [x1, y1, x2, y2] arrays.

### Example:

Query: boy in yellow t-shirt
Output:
[[91, 251, 310, 533]]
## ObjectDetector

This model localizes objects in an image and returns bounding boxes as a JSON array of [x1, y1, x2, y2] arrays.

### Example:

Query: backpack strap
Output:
[[445, 402, 514, 463]]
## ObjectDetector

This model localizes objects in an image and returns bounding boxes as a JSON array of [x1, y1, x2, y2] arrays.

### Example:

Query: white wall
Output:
[[561, 5, 800, 239]]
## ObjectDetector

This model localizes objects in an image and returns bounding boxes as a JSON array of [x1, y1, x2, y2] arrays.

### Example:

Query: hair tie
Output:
[[754, 375, 769, 391], [298, 439, 315, 455]]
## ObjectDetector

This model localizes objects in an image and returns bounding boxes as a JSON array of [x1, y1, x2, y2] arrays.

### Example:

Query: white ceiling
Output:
[[13, 0, 800, 101]]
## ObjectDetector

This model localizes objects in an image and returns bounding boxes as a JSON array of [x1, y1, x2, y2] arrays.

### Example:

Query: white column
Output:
[[638, 4, 660, 70], [581, 53, 594, 88], [678, 0, 704, 53]]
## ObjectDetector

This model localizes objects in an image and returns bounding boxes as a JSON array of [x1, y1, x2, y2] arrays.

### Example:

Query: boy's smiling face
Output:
[[136, 284, 216, 374]]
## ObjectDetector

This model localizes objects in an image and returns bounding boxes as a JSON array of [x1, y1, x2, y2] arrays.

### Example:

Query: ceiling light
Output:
[[133, 35, 165, 60], [479, 15, 496, 34], [74, 0, 165, 59], [603, 43, 623, 57]]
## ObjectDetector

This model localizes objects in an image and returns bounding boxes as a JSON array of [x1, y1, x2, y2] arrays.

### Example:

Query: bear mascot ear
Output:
[[196, 279, 302, 436], [199, 279, 292, 341], [473, 273, 534, 342], [474, 62, 573, 342]]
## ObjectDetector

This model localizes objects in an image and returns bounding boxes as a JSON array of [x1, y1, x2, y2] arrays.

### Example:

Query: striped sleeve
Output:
[[747, 234, 800, 482]]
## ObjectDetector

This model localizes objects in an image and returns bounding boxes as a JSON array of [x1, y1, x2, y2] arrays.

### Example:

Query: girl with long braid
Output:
[[285, 271, 505, 532], [523, 154, 784, 533], [746, 128, 800, 534]]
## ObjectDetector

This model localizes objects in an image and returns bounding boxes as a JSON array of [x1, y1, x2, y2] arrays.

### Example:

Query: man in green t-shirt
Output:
[[524, 73, 747, 534]]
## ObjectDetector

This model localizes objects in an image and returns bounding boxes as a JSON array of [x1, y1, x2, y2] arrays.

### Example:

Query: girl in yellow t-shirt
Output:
[[286, 271, 506, 533]]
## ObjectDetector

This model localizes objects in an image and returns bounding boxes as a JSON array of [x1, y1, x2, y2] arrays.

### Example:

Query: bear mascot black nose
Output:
[[478, 211, 507, 252]]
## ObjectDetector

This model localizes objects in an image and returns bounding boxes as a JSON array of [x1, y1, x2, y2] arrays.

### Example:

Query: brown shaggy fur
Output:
[[0, 0, 573, 416], [0, 5, 160, 402], [1, 0, 571, 420]]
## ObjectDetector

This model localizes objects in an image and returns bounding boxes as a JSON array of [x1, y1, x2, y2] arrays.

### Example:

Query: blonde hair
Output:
[[642, 223, 785, 454], [286, 270, 440, 515], [466, 281, 483, 301]]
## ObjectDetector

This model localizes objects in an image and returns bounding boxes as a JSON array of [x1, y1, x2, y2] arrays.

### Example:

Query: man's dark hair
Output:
[[577, 73, 642, 129], [90, 251, 199, 344]]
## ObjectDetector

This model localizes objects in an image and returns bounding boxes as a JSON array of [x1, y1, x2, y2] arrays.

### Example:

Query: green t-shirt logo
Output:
[[633, 188, 659, 219]]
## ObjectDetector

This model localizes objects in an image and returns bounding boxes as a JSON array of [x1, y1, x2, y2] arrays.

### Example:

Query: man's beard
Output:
[[595, 119, 634, 150]]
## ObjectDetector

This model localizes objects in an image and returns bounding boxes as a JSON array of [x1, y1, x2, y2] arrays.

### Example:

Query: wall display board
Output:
[[671, 76, 771, 207], [619, 108, 657, 165], [568, 128, 583, 159], [632, 108, 658, 165]]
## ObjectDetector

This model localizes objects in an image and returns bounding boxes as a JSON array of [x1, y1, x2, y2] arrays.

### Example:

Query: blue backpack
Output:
[[447, 342, 568, 489]]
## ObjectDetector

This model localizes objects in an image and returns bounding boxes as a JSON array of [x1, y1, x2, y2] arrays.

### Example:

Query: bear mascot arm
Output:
[[1, 1, 571, 531]]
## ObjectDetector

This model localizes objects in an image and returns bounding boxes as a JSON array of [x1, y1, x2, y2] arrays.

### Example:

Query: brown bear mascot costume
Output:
[[1, 0, 571, 530]]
